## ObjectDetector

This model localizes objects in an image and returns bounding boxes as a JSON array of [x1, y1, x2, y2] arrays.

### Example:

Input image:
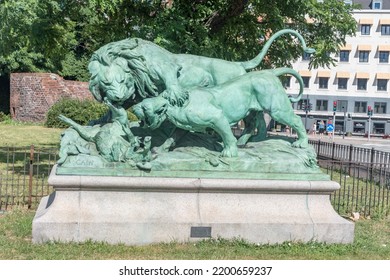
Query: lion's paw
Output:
[[221, 146, 238, 157], [292, 139, 309, 148], [162, 87, 189, 107]]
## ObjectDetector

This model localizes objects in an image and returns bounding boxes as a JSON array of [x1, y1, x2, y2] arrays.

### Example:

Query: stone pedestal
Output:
[[32, 166, 354, 245]]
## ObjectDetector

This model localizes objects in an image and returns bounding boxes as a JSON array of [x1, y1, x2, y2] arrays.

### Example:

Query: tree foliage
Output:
[[0, 0, 77, 75], [0, 0, 357, 81]]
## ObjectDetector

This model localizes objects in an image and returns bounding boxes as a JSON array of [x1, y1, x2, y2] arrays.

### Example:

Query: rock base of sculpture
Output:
[[57, 139, 328, 180], [32, 166, 354, 245]]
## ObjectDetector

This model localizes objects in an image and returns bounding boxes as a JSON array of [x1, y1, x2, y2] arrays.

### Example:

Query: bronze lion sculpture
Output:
[[133, 68, 308, 157], [88, 29, 314, 107]]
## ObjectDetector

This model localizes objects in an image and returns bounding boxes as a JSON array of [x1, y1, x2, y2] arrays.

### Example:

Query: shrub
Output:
[[45, 98, 139, 128], [45, 98, 108, 128], [0, 112, 12, 123]]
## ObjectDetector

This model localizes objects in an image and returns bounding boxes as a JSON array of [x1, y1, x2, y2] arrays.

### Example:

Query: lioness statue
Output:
[[133, 68, 308, 157], [88, 29, 314, 107]]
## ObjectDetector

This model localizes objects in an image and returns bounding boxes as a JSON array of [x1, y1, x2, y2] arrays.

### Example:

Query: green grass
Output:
[[1, 123, 390, 259], [0, 123, 62, 147], [0, 208, 389, 260], [322, 165, 390, 219], [0, 123, 61, 208]]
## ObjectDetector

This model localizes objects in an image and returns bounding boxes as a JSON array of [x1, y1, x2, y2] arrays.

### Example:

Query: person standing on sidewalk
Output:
[[312, 122, 317, 136], [318, 120, 325, 138]]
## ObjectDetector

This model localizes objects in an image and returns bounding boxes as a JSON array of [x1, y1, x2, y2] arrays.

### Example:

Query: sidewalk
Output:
[[269, 131, 390, 152], [307, 134, 390, 146], [268, 132, 390, 145]]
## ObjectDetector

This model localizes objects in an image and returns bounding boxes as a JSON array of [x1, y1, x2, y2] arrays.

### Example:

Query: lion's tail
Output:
[[240, 29, 315, 70], [269, 67, 304, 103]]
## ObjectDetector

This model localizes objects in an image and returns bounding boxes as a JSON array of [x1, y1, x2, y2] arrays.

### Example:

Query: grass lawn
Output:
[[1, 122, 389, 260], [0, 123, 62, 147], [0, 208, 389, 260]]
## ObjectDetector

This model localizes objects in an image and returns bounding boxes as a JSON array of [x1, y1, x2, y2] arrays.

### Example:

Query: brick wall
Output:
[[10, 73, 92, 122]]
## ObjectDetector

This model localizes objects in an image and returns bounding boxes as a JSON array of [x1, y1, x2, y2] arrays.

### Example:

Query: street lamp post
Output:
[[368, 115, 371, 141], [304, 107, 308, 131], [367, 106, 373, 141], [303, 94, 311, 133], [343, 106, 346, 139], [332, 101, 337, 143], [332, 111, 336, 143]]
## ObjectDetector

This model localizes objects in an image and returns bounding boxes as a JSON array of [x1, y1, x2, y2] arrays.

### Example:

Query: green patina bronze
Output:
[[57, 29, 321, 179], [133, 68, 307, 157], [88, 28, 314, 107]]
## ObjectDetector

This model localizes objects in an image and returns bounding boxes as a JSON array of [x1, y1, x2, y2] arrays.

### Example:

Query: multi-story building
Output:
[[287, 0, 390, 136]]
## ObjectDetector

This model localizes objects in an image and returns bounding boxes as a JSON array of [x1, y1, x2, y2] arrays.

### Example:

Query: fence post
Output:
[[348, 144, 353, 175], [331, 142, 336, 161], [28, 145, 34, 209], [317, 140, 321, 157]]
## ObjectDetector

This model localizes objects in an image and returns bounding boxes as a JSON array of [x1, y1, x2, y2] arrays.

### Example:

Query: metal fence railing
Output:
[[0, 145, 57, 211], [320, 160, 390, 218], [309, 139, 390, 165], [1, 144, 389, 218]]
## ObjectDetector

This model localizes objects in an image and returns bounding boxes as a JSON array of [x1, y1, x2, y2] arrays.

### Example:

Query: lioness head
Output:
[[133, 97, 169, 130]]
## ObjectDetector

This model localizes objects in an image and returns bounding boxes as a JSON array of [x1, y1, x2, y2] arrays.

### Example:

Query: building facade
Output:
[[287, 0, 390, 136]]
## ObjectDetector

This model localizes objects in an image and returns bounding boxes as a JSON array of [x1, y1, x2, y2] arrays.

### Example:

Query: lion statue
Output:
[[132, 68, 308, 157], [88, 29, 314, 108]]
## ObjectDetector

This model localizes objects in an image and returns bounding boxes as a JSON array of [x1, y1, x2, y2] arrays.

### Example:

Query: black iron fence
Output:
[[0, 146, 57, 211], [309, 139, 390, 165], [1, 143, 390, 218], [321, 160, 390, 218], [309, 140, 390, 218]]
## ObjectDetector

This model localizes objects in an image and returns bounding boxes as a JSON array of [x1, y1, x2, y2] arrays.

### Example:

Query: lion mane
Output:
[[88, 39, 160, 103]]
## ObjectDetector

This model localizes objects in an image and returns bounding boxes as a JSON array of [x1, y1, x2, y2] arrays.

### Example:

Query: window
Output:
[[353, 122, 365, 133], [377, 79, 388, 91], [379, 51, 389, 63], [374, 102, 387, 114], [381, 25, 390, 35], [316, 100, 328, 111], [361, 24, 371, 35], [339, 50, 350, 62], [373, 123, 385, 134], [281, 76, 291, 88], [359, 51, 369, 62], [354, 101, 367, 113], [302, 77, 310, 88], [302, 52, 311, 61], [373, 0, 382, 10], [336, 100, 348, 112], [357, 79, 368, 90], [338, 78, 348, 89], [319, 77, 329, 89], [297, 100, 306, 110]]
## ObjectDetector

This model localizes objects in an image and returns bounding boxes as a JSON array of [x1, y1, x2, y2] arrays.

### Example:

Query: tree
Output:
[[0, 0, 77, 75], [0, 0, 357, 79]]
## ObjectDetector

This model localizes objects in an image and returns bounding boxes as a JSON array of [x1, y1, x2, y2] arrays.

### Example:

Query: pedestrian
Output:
[[327, 119, 333, 139], [312, 122, 317, 136], [285, 125, 290, 136], [318, 120, 325, 138]]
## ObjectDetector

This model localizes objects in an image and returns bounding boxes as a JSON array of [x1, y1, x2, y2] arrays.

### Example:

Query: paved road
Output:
[[308, 134, 390, 153]]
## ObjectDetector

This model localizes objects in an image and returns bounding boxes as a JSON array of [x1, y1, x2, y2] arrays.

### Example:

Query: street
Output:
[[307, 134, 390, 153]]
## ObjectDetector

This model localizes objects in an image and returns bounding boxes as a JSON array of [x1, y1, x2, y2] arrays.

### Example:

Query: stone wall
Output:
[[10, 73, 91, 122]]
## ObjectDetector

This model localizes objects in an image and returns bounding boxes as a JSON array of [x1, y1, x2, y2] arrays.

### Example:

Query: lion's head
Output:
[[88, 38, 160, 104]]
